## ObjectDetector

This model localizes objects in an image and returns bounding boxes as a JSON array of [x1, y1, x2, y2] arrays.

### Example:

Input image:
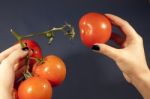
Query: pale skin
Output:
[[0, 14, 150, 99], [0, 44, 28, 99]]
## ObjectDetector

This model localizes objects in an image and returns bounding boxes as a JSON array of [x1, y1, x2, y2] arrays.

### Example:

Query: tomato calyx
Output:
[[23, 57, 46, 79], [30, 57, 44, 64]]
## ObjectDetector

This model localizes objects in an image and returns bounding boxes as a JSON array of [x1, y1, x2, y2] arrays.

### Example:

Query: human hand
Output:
[[92, 14, 150, 83], [0, 44, 28, 99]]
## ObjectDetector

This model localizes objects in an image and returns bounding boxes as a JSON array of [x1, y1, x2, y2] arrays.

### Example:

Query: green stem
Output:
[[10, 29, 25, 48], [30, 57, 44, 64], [23, 32, 46, 38], [25, 56, 30, 73], [22, 27, 65, 38], [11, 29, 32, 79]]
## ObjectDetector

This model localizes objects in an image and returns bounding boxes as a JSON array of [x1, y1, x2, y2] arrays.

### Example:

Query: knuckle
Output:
[[136, 35, 143, 43], [122, 20, 130, 26], [121, 20, 130, 28], [124, 20, 129, 25], [1, 59, 10, 65]]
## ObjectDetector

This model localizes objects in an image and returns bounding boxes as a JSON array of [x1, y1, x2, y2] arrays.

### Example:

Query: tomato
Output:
[[15, 39, 43, 87], [32, 55, 66, 87], [79, 12, 112, 47], [14, 65, 27, 90], [21, 39, 43, 66], [18, 76, 52, 99]]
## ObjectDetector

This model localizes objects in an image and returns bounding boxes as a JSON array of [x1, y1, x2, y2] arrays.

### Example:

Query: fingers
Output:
[[110, 32, 125, 47], [14, 59, 26, 71], [0, 44, 21, 62], [1, 49, 28, 70], [92, 44, 120, 61], [15, 66, 26, 80], [105, 14, 138, 39]]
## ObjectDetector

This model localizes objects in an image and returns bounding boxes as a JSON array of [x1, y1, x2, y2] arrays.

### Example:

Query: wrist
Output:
[[128, 69, 150, 99], [130, 69, 150, 85]]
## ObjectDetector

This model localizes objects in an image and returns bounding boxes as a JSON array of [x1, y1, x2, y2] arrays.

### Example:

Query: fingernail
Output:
[[91, 45, 100, 51], [22, 47, 29, 51]]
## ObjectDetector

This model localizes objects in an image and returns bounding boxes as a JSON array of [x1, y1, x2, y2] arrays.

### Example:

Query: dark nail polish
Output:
[[91, 45, 100, 51], [22, 47, 29, 51]]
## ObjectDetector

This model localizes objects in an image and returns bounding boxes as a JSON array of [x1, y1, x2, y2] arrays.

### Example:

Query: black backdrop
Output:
[[0, 0, 150, 99]]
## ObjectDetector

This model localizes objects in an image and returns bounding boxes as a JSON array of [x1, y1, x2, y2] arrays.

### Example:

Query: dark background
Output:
[[0, 0, 150, 99]]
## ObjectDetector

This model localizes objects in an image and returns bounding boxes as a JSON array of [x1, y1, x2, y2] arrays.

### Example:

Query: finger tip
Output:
[[91, 43, 102, 51], [93, 43, 102, 46], [104, 13, 111, 16], [104, 13, 116, 18]]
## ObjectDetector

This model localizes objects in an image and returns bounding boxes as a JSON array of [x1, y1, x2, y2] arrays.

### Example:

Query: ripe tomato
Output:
[[18, 76, 52, 99], [21, 39, 43, 66], [32, 55, 66, 86], [79, 12, 112, 47], [15, 39, 43, 87]]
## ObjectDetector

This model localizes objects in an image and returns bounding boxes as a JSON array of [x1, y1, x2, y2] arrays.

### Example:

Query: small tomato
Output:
[[32, 55, 66, 86]]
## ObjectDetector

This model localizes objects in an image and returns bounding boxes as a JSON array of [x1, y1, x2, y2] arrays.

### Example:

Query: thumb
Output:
[[92, 44, 120, 61]]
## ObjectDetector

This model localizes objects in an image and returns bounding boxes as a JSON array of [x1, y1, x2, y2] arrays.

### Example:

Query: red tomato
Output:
[[15, 39, 43, 87], [79, 12, 112, 47], [32, 55, 66, 87], [21, 39, 43, 66], [14, 66, 26, 89], [18, 76, 52, 99]]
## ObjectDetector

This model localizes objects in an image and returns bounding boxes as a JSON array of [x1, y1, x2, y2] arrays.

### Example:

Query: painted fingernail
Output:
[[91, 45, 100, 51], [22, 47, 29, 51]]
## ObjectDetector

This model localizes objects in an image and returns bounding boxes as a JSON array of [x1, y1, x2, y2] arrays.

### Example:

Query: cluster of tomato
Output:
[[12, 12, 112, 99], [14, 39, 66, 99]]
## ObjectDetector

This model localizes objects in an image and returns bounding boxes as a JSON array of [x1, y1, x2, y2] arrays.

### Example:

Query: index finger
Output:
[[2, 49, 28, 70], [0, 44, 21, 62], [105, 14, 139, 39]]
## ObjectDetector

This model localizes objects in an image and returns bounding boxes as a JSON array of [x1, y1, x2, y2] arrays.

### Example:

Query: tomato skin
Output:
[[32, 55, 66, 87], [21, 39, 42, 66], [79, 12, 112, 47], [18, 76, 52, 99]]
